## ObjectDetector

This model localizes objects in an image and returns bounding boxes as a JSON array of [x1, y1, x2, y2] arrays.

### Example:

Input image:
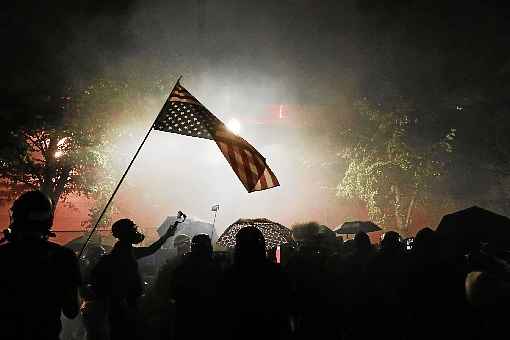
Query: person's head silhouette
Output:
[[380, 231, 402, 253], [354, 231, 371, 253], [191, 234, 213, 258], [8, 190, 54, 241], [414, 227, 437, 254], [234, 226, 266, 265], [111, 218, 145, 244]]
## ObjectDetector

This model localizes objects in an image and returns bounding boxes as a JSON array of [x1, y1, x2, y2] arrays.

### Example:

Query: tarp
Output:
[[157, 215, 218, 248]]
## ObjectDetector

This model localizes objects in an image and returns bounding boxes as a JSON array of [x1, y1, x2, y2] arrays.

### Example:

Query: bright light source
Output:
[[54, 150, 64, 158], [227, 118, 241, 135]]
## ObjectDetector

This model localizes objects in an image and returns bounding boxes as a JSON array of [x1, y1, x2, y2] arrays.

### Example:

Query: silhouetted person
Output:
[[220, 226, 292, 340], [466, 246, 510, 339], [344, 231, 374, 278], [366, 231, 406, 339], [342, 232, 374, 339], [140, 233, 191, 340], [173, 233, 192, 257], [152, 233, 191, 302], [379, 231, 403, 254], [92, 218, 181, 340], [170, 234, 221, 340], [285, 222, 339, 340], [80, 245, 108, 340], [0, 191, 81, 340]]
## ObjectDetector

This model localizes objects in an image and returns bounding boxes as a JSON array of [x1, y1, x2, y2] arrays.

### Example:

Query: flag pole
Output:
[[211, 206, 219, 240], [79, 76, 182, 257], [212, 210, 218, 227]]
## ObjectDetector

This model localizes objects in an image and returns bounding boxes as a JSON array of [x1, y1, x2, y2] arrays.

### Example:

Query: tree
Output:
[[0, 76, 173, 229], [0, 93, 114, 214], [337, 100, 455, 234]]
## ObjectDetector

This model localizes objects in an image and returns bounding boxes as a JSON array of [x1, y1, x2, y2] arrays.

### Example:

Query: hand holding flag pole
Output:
[[79, 77, 182, 257]]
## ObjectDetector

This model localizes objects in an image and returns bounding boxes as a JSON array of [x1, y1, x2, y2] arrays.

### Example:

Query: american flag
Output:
[[154, 80, 280, 193]]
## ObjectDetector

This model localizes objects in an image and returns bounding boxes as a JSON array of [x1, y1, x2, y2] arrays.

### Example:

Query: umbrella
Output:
[[217, 218, 292, 251], [436, 206, 510, 249], [64, 231, 116, 252], [291, 223, 336, 242], [335, 221, 381, 235]]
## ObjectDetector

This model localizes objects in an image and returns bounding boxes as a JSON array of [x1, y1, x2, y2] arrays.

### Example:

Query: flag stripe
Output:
[[233, 145, 250, 189], [265, 169, 275, 188], [252, 152, 269, 190], [269, 168, 279, 187], [245, 149, 265, 190], [224, 143, 246, 190], [214, 134, 261, 155], [169, 96, 202, 105], [239, 147, 256, 190]]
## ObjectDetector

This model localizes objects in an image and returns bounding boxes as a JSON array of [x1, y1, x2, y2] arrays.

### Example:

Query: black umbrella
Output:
[[64, 232, 116, 255], [217, 218, 292, 251], [436, 206, 510, 249], [335, 221, 381, 235], [64, 232, 102, 252]]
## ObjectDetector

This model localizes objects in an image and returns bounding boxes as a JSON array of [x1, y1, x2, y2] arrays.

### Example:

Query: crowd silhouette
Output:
[[1, 190, 510, 340]]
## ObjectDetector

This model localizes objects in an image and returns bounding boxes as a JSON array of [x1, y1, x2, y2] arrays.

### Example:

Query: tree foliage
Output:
[[0, 77, 172, 228], [0, 82, 126, 219], [0, 93, 110, 209], [337, 100, 455, 233]]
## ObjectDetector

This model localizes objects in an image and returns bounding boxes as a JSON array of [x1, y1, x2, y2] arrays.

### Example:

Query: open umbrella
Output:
[[335, 221, 381, 235], [64, 232, 101, 252], [437, 206, 510, 249], [64, 231, 116, 252], [291, 223, 336, 243], [217, 218, 292, 251]]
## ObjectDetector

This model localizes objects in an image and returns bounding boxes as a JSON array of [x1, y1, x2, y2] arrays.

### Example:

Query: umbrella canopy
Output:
[[64, 231, 116, 252], [436, 206, 510, 249], [64, 233, 100, 252], [291, 223, 336, 242], [335, 221, 382, 235], [217, 218, 292, 251]]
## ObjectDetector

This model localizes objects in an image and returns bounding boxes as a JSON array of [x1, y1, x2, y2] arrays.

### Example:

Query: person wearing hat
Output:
[[92, 216, 184, 340], [0, 190, 81, 340], [171, 234, 221, 340]]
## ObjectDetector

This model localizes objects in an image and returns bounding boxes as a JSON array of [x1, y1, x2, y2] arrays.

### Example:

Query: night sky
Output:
[[2, 1, 510, 241]]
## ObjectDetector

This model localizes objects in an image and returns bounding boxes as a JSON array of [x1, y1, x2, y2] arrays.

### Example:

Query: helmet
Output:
[[111, 218, 145, 244], [9, 190, 54, 237]]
